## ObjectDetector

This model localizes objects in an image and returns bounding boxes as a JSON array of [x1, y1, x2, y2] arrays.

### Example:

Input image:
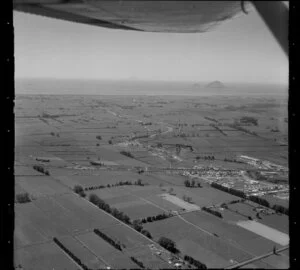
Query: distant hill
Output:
[[206, 81, 225, 88]]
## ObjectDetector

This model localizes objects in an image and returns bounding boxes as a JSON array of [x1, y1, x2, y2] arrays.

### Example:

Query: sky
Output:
[[14, 2, 288, 84]]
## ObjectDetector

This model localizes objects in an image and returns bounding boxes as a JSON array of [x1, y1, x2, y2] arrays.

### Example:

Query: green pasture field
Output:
[[144, 216, 252, 264], [171, 186, 241, 207], [15, 242, 79, 270], [57, 236, 107, 269], [139, 194, 183, 212], [126, 245, 172, 269], [259, 214, 289, 234], [14, 165, 44, 176], [15, 176, 71, 197], [15, 202, 71, 239], [53, 194, 119, 230], [14, 218, 48, 248], [120, 202, 166, 220], [261, 194, 289, 208], [101, 223, 152, 249], [182, 211, 281, 256], [75, 232, 137, 269], [227, 202, 257, 219], [32, 196, 95, 234], [177, 238, 231, 268]]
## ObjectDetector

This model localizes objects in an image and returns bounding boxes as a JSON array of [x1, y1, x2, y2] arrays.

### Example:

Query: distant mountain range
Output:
[[206, 81, 226, 88]]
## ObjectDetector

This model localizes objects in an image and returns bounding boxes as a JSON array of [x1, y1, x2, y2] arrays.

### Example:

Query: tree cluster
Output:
[[84, 185, 105, 191], [138, 212, 173, 224], [130, 257, 145, 269], [184, 179, 201, 188], [33, 165, 50, 175], [272, 204, 289, 215], [240, 116, 258, 126], [196, 156, 215, 161], [182, 195, 193, 204], [202, 207, 223, 218], [158, 237, 179, 254], [89, 194, 131, 224], [15, 193, 31, 203], [184, 255, 207, 269], [212, 124, 227, 136], [89, 194, 152, 239], [131, 220, 152, 239], [220, 203, 228, 209], [228, 199, 241, 205], [204, 117, 218, 123], [84, 180, 146, 192], [73, 185, 86, 197], [248, 195, 270, 208], [120, 150, 134, 158], [53, 237, 90, 270], [246, 171, 268, 181], [230, 124, 258, 137], [211, 182, 246, 199], [50, 132, 60, 137], [94, 229, 122, 251], [223, 158, 244, 164]]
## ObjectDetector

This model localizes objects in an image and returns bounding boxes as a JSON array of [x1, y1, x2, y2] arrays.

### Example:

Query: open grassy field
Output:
[[57, 236, 107, 269], [15, 176, 71, 197], [75, 232, 137, 269], [236, 220, 289, 246], [181, 211, 283, 256], [14, 241, 79, 270]]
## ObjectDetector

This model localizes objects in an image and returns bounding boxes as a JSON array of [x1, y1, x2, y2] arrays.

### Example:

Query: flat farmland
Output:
[[118, 201, 166, 219], [57, 236, 107, 269], [228, 202, 257, 218], [177, 238, 232, 268], [75, 232, 137, 269], [85, 187, 131, 200], [144, 216, 252, 264], [139, 194, 183, 212], [261, 194, 289, 208], [221, 209, 248, 223], [53, 194, 119, 230], [159, 193, 201, 211], [147, 173, 189, 186], [259, 214, 289, 234], [100, 223, 152, 249], [54, 171, 162, 189], [127, 245, 172, 269], [182, 211, 281, 255], [236, 221, 289, 246], [171, 186, 241, 207], [14, 165, 44, 176], [14, 241, 79, 270], [86, 185, 163, 199], [15, 176, 71, 197], [14, 218, 48, 248], [15, 203, 69, 239], [15, 92, 289, 269], [32, 196, 95, 234], [15, 182, 26, 194]]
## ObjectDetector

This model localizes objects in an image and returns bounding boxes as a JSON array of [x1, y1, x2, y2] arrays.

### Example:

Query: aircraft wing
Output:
[[13, 1, 288, 56], [13, 1, 249, 33]]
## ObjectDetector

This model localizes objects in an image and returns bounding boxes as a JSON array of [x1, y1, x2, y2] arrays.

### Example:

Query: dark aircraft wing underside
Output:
[[13, 0, 250, 33]]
